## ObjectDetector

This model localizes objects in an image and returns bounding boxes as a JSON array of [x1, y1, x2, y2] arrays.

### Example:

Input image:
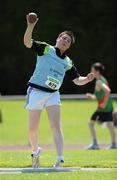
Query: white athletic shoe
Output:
[[86, 144, 100, 150], [31, 147, 42, 168], [53, 159, 64, 168]]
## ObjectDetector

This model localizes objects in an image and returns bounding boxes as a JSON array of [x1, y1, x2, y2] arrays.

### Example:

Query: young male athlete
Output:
[[86, 62, 116, 149], [24, 13, 94, 168]]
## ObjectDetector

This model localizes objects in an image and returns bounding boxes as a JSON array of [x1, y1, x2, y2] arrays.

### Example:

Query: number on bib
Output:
[[45, 76, 61, 90]]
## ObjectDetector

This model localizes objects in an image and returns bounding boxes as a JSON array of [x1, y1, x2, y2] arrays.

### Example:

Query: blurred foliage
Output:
[[0, 0, 116, 94]]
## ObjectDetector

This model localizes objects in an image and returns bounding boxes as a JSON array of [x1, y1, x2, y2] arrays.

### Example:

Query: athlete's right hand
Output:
[[26, 14, 39, 27]]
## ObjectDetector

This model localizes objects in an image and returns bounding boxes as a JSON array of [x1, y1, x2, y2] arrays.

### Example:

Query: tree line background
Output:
[[0, 0, 116, 95]]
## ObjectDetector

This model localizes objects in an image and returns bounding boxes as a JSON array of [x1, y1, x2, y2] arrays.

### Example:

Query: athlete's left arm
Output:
[[73, 73, 94, 86], [97, 80, 111, 108], [66, 66, 94, 85]]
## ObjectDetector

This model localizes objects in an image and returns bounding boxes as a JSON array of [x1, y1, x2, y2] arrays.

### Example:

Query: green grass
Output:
[[0, 150, 117, 168], [0, 99, 117, 179], [0, 100, 117, 145], [0, 150, 117, 180], [0, 171, 117, 180]]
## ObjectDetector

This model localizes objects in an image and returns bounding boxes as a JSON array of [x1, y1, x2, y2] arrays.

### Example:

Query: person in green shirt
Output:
[[86, 62, 116, 149]]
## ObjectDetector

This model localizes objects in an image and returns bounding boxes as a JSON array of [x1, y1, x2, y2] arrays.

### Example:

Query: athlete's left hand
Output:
[[87, 72, 94, 82]]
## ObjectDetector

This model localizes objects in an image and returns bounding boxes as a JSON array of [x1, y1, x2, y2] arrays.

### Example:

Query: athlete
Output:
[[86, 62, 116, 149], [24, 13, 94, 168]]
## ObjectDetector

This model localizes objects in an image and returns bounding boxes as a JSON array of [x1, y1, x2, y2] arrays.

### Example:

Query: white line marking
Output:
[[0, 167, 80, 174], [0, 167, 116, 174]]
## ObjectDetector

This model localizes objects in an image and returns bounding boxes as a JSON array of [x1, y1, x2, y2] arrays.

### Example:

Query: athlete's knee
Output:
[[107, 122, 114, 129], [88, 120, 95, 127], [29, 125, 37, 134], [51, 123, 61, 134]]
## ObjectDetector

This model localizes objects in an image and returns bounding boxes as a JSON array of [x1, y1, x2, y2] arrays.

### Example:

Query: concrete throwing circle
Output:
[[0, 167, 80, 174], [0, 167, 116, 174]]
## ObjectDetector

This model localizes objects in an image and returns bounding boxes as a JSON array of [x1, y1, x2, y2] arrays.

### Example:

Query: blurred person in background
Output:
[[86, 62, 116, 150]]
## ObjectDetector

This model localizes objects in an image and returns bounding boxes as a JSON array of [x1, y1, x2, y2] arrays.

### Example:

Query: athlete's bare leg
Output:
[[28, 110, 41, 151], [46, 105, 64, 158], [107, 122, 116, 146], [88, 120, 97, 142]]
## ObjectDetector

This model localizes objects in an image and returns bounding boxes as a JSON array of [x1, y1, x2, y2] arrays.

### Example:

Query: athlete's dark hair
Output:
[[91, 62, 105, 74], [58, 31, 75, 45]]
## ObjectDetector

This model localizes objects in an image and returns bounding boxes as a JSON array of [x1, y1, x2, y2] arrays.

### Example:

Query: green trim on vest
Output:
[[65, 57, 73, 70], [44, 45, 49, 55]]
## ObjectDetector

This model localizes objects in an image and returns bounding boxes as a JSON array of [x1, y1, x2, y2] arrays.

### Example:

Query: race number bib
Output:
[[45, 76, 61, 90]]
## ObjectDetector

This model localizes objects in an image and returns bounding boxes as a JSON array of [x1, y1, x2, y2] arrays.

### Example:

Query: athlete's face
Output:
[[56, 34, 71, 52], [91, 67, 100, 78]]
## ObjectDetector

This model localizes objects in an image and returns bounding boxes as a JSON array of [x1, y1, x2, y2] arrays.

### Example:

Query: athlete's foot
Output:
[[86, 143, 100, 150], [31, 147, 42, 168], [109, 143, 117, 149], [53, 160, 64, 168]]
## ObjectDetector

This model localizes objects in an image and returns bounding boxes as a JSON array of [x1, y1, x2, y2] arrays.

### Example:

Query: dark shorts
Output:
[[91, 111, 113, 123]]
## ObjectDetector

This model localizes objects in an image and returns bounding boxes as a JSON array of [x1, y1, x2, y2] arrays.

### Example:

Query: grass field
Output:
[[0, 99, 117, 179], [0, 170, 117, 180], [0, 100, 117, 145], [0, 150, 117, 180]]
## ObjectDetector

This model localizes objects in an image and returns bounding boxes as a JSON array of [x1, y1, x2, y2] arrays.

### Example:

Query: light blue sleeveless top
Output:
[[29, 45, 73, 90]]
